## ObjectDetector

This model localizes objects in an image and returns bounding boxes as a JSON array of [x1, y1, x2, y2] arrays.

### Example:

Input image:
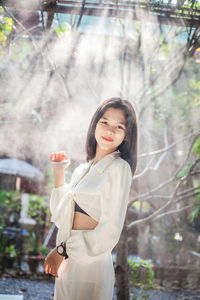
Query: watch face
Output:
[[57, 245, 64, 255]]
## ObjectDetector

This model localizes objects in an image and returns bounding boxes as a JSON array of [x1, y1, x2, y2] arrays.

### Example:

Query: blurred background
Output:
[[0, 0, 200, 299]]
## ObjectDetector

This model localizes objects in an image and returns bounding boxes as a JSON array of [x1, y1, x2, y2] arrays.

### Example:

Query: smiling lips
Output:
[[102, 136, 113, 142]]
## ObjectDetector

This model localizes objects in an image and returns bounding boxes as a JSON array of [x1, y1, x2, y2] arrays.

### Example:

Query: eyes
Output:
[[99, 120, 125, 131]]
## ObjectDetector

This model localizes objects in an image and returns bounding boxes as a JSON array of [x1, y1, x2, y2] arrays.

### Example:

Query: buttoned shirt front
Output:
[[50, 150, 132, 264]]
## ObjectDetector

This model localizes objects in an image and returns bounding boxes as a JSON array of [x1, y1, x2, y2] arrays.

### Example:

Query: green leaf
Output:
[[190, 206, 200, 221], [4, 17, 13, 26], [192, 136, 200, 155], [195, 194, 200, 202], [5, 244, 17, 257], [0, 31, 6, 44], [54, 22, 70, 36], [3, 23, 12, 34], [128, 258, 156, 289], [189, 79, 200, 90], [177, 161, 193, 178]]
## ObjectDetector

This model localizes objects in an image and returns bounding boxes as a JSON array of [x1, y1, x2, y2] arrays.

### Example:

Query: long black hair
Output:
[[85, 97, 138, 175]]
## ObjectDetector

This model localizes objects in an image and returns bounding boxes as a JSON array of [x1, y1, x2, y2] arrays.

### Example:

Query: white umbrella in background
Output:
[[0, 158, 44, 181], [0, 158, 44, 226]]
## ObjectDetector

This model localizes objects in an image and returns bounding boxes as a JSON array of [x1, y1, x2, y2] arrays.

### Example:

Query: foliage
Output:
[[27, 231, 49, 256], [177, 161, 193, 178], [39, 244, 49, 256], [185, 135, 200, 223], [183, 0, 200, 9], [132, 295, 150, 300], [11, 39, 33, 62], [0, 190, 21, 226], [128, 259, 156, 290], [0, 190, 21, 210], [0, 7, 34, 65], [192, 136, 200, 156], [28, 194, 50, 226], [132, 200, 151, 212], [190, 192, 200, 222], [0, 190, 50, 260], [27, 195, 50, 256], [28, 231, 38, 254], [0, 190, 50, 227], [54, 21, 71, 37], [0, 7, 13, 47], [190, 205, 200, 222], [0, 227, 17, 259], [177, 135, 200, 178], [0, 227, 5, 256], [4, 244, 17, 257]]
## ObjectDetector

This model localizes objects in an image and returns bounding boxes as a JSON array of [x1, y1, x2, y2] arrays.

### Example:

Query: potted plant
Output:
[[26, 194, 50, 274], [27, 232, 49, 273], [39, 244, 49, 259], [3, 244, 17, 269], [0, 224, 17, 271], [27, 232, 40, 273], [0, 190, 21, 226]]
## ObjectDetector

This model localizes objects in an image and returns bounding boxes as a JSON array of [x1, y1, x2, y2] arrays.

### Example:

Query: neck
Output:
[[93, 146, 117, 164]]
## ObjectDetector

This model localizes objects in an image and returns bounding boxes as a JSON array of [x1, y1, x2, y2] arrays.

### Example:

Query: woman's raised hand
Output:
[[50, 151, 70, 187], [50, 151, 69, 163], [50, 151, 71, 169]]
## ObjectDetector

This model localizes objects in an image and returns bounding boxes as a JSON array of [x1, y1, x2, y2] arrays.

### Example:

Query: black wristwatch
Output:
[[56, 242, 68, 259]]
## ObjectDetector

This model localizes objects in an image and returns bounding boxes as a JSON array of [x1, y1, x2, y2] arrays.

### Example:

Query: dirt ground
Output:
[[0, 277, 200, 300]]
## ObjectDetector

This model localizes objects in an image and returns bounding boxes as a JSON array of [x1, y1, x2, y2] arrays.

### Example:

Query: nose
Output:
[[106, 125, 115, 136]]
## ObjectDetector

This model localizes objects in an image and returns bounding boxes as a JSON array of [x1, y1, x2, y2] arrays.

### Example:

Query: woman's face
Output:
[[95, 108, 126, 153]]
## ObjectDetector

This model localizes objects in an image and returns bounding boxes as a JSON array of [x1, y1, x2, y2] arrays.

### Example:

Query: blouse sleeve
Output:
[[50, 184, 70, 226], [65, 160, 132, 264], [49, 165, 81, 228]]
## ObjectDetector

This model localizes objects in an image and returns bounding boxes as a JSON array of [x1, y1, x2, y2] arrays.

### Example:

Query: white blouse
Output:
[[49, 150, 132, 264]]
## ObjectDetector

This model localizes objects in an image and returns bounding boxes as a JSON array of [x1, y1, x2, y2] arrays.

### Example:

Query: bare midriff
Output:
[[72, 212, 99, 230]]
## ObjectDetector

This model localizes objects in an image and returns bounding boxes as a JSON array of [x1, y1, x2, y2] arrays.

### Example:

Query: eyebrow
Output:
[[101, 116, 125, 125]]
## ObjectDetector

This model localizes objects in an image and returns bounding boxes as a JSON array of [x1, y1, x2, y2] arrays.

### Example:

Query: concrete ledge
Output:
[[0, 295, 23, 300]]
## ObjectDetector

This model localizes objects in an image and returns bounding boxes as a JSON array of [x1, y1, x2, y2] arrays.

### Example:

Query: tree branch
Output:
[[139, 129, 200, 158], [128, 159, 200, 229], [153, 203, 196, 221]]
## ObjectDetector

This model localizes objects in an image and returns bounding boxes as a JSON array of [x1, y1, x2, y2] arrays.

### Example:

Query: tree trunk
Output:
[[115, 222, 129, 300]]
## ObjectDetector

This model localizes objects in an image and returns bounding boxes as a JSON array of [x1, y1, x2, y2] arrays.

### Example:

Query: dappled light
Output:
[[0, 0, 200, 299]]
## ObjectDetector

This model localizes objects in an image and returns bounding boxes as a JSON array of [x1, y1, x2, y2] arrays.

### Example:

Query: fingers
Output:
[[52, 269, 58, 278], [44, 260, 51, 274], [44, 262, 58, 278], [49, 151, 69, 162], [44, 261, 49, 274]]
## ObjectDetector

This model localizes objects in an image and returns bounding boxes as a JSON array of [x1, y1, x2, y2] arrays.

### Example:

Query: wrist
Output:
[[53, 167, 65, 176], [53, 169, 65, 188], [56, 242, 68, 259]]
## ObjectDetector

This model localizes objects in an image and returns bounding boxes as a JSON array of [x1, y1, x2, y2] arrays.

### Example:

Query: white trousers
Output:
[[54, 229, 115, 300]]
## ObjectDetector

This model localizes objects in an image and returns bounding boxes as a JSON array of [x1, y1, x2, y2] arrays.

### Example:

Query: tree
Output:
[[0, 2, 200, 298], [116, 60, 200, 298]]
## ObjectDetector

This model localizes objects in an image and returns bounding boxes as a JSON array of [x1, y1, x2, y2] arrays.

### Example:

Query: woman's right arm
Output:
[[52, 165, 66, 187], [49, 151, 72, 227], [50, 151, 69, 188], [44, 151, 69, 277]]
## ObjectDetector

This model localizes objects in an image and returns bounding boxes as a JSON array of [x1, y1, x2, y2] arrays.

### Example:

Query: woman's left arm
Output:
[[65, 161, 132, 264]]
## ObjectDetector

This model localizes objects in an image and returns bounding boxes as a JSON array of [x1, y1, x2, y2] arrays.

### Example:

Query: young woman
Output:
[[44, 97, 138, 300]]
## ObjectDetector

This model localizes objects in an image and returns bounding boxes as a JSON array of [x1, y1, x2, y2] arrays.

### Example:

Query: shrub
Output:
[[128, 258, 156, 290]]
